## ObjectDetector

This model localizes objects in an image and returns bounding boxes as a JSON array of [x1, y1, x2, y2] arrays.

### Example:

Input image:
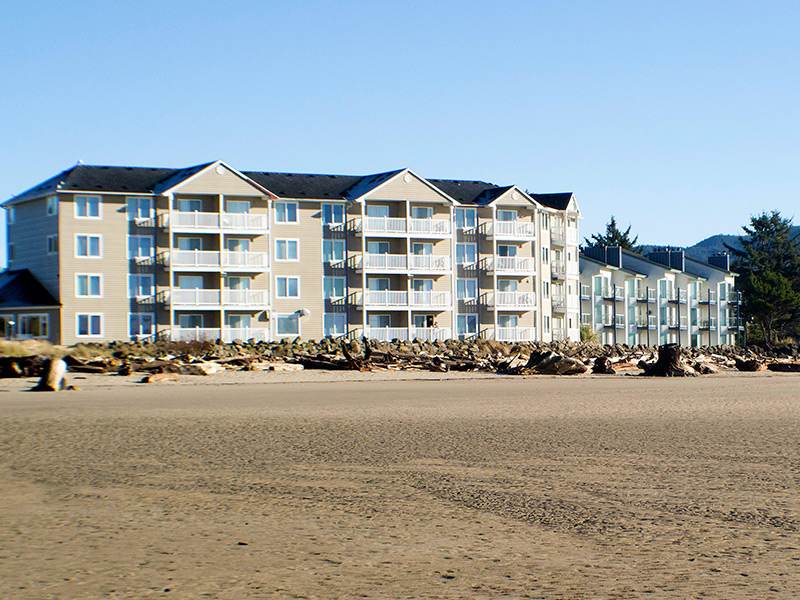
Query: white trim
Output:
[[274, 312, 301, 338], [274, 200, 299, 224], [74, 233, 103, 258], [352, 169, 457, 205], [6, 206, 15, 224], [323, 275, 346, 300], [127, 234, 155, 259], [128, 312, 156, 338], [75, 273, 104, 298], [177, 313, 205, 328], [322, 238, 345, 264], [322, 312, 347, 338], [275, 275, 301, 299], [274, 238, 300, 261], [128, 273, 155, 298], [126, 196, 154, 221], [158, 160, 278, 198], [321, 202, 346, 226], [18, 313, 50, 339], [73, 195, 102, 219], [75, 313, 104, 338]]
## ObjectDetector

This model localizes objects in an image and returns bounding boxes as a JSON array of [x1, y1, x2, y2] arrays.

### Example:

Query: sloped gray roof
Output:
[[0, 269, 59, 308], [531, 192, 574, 210]]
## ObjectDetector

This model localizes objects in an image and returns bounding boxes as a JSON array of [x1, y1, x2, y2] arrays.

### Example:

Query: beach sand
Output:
[[0, 372, 798, 599]]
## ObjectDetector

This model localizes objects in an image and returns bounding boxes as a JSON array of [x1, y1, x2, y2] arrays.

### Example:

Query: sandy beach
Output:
[[1, 372, 799, 599]]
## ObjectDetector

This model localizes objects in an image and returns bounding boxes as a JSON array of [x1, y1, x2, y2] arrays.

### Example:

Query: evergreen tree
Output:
[[583, 216, 640, 251], [727, 211, 800, 345]]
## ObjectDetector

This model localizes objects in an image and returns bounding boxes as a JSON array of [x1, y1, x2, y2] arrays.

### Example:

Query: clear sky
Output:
[[1, 1, 799, 266]]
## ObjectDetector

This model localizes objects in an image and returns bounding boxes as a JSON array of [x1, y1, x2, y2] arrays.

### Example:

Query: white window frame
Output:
[[7, 206, 15, 224], [128, 274, 155, 299], [75, 234, 103, 258], [275, 313, 301, 337], [75, 273, 103, 298], [456, 242, 477, 266], [322, 203, 345, 226], [46, 234, 58, 255], [127, 234, 155, 259], [74, 195, 102, 219], [457, 314, 479, 337], [274, 201, 299, 224], [76, 313, 104, 338], [47, 196, 58, 216], [129, 312, 156, 338], [322, 239, 345, 264], [455, 207, 476, 230], [127, 196, 154, 221], [323, 276, 346, 300], [19, 313, 50, 339], [275, 276, 301, 299], [456, 278, 478, 301], [323, 313, 346, 338], [176, 236, 203, 251], [275, 238, 299, 262], [178, 314, 204, 329]]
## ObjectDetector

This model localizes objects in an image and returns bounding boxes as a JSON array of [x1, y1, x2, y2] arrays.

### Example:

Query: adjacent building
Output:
[[2, 160, 582, 345], [579, 246, 742, 347]]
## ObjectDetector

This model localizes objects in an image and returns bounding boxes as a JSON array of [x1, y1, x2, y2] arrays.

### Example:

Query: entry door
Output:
[[497, 279, 517, 292], [412, 242, 432, 255], [413, 314, 434, 328], [368, 314, 391, 328], [367, 204, 390, 218], [497, 244, 517, 257], [179, 314, 204, 328], [227, 276, 251, 290], [226, 200, 250, 214], [227, 315, 251, 329], [177, 237, 202, 251], [412, 279, 433, 291], [368, 278, 390, 291], [177, 199, 202, 212], [498, 314, 518, 328]]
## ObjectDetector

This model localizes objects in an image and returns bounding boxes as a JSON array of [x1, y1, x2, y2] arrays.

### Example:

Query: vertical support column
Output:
[[360, 201, 367, 339], [267, 196, 273, 341], [405, 200, 412, 340], [449, 204, 457, 340], [491, 205, 498, 339], [167, 193, 174, 340], [218, 193, 225, 342]]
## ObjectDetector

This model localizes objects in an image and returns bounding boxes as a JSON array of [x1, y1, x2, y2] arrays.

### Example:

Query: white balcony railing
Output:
[[166, 250, 270, 269], [409, 254, 450, 271], [489, 291, 537, 307], [551, 295, 565, 310], [170, 327, 271, 342], [224, 328, 270, 342], [410, 327, 451, 341], [550, 228, 566, 245], [364, 290, 409, 306], [165, 211, 269, 231], [493, 326, 537, 342], [488, 220, 536, 239], [409, 218, 451, 235], [487, 256, 535, 273], [410, 291, 451, 307], [170, 211, 219, 229], [551, 260, 566, 277], [364, 327, 409, 341], [221, 213, 269, 230], [172, 289, 221, 305], [364, 216, 407, 234], [223, 289, 269, 306], [363, 254, 407, 271]]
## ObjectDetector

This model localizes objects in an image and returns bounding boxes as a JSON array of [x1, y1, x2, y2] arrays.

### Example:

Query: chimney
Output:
[[708, 252, 730, 271]]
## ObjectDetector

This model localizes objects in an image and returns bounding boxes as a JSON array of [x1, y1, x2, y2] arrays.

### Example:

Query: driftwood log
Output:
[[32, 358, 70, 391], [766, 362, 800, 373], [592, 356, 616, 375], [639, 344, 698, 377]]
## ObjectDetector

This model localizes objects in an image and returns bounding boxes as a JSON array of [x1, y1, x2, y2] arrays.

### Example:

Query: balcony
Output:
[[699, 290, 718, 304], [170, 327, 270, 343], [728, 291, 742, 304], [483, 220, 536, 240], [636, 315, 657, 330], [162, 211, 269, 233], [637, 289, 657, 303], [355, 290, 451, 308], [484, 291, 537, 308], [484, 256, 535, 274], [615, 315, 625, 329], [353, 254, 451, 273], [361, 327, 452, 342], [551, 260, 566, 279], [700, 318, 718, 330], [550, 228, 566, 245], [163, 250, 270, 271], [169, 289, 269, 308], [668, 317, 689, 330], [551, 295, 565, 311], [580, 284, 591, 300], [491, 326, 537, 342], [357, 216, 451, 237]]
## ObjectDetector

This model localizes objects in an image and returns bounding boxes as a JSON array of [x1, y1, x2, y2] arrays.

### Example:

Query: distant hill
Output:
[[641, 226, 800, 262]]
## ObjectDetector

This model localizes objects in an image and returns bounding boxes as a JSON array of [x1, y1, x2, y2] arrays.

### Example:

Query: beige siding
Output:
[[173, 165, 268, 196], [7, 196, 59, 296], [364, 173, 451, 203]]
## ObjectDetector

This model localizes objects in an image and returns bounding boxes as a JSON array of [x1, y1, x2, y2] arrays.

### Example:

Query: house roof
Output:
[[531, 192, 574, 210], [6, 163, 575, 210], [0, 269, 59, 309], [580, 252, 646, 276]]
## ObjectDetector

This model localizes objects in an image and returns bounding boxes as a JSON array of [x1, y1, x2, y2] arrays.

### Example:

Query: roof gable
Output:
[[0, 270, 59, 308], [353, 169, 455, 204]]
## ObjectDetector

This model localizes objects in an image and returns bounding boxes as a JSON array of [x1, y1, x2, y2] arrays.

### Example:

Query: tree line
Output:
[[584, 212, 800, 346]]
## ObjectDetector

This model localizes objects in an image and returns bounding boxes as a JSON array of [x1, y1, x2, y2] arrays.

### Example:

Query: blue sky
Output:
[[2, 1, 799, 265]]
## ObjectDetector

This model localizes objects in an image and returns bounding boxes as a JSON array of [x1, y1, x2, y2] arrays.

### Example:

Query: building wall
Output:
[[6, 196, 60, 296]]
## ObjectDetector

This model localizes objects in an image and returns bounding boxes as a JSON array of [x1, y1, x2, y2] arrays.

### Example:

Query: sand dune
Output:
[[1, 374, 798, 599]]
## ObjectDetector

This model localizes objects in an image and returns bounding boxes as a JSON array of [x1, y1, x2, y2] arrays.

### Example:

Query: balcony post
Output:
[[360, 201, 367, 337], [167, 192, 174, 338], [491, 205, 498, 336], [218, 193, 225, 338], [405, 199, 412, 339]]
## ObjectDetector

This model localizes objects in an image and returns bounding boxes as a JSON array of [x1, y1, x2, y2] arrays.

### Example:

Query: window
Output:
[[543, 281, 550, 298], [127, 197, 153, 221], [74, 195, 101, 219], [275, 239, 299, 261], [366, 204, 390, 218], [541, 213, 549, 230], [276, 276, 300, 298], [226, 238, 250, 252], [19, 314, 49, 338], [276, 314, 300, 336], [718, 283, 728, 301], [322, 204, 345, 226], [128, 235, 154, 259], [544, 315, 551, 334], [323, 239, 345, 263], [179, 314, 204, 329], [177, 237, 202, 251], [75, 234, 102, 258], [6, 207, 15, 224], [456, 278, 478, 301], [75, 274, 102, 297], [275, 201, 298, 224], [367, 241, 389, 254], [411, 206, 433, 219], [457, 314, 478, 338], [323, 276, 345, 300], [455, 208, 476, 230], [497, 279, 518, 292], [323, 313, 346, 337], [177, 199, 202, 212], [541, 247, 549, 263], [411, 242, 432, 255], [498, 314, 518, 328], [456, 243, 477, 266], [225, 200, 250, 214], [76, 313, 103, 337], [47, 196, 58, 216], [0, 314, 14, 337], [128, 274, 154, 298], [496, 209, 517, 221], [497, 244, 517, 257], [129, 313, 155, 338], [47, 235, 58, 254]]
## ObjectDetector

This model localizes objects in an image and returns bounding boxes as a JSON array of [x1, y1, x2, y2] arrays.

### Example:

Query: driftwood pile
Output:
[[1, 337, 799, 388]]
